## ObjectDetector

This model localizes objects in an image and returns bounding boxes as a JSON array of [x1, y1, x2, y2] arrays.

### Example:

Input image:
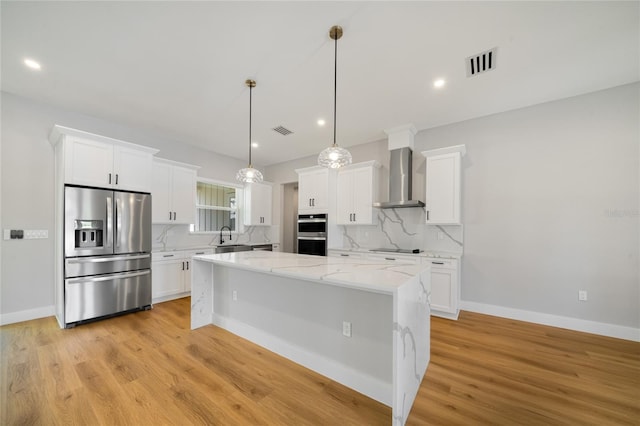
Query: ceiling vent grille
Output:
[[272, 125, 293, 136], [466, 47, 497, 77]]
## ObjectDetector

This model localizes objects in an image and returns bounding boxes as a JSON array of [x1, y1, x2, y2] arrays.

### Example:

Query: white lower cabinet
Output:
[[152, 249, 213, 301], [424, 258, 460, 319]]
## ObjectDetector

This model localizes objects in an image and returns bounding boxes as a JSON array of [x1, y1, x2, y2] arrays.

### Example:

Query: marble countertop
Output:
[[329, 247, 462, 259], [193, 251, 429, 295], [152, 243, 276, 253]]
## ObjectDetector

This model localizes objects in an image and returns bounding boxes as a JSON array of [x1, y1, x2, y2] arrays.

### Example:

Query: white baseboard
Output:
[[460, 300, 640, 342], [212, 314, 392, 406], [0, 305, 55, 326]]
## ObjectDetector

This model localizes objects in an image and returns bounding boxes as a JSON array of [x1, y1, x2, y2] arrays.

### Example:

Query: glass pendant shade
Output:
[[318, 144, 352, 169], [318, 25, 352, 169], [236, 166, 263, 183], [237, 79, 263, 183]]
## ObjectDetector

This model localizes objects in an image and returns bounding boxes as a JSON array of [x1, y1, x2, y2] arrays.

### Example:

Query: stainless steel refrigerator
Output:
[[63, 186, 152, 327]]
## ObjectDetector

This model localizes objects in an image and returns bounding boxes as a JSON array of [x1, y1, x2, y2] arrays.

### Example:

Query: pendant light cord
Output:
[[249, 84, 252, 165], [333, 32, 338, 146]]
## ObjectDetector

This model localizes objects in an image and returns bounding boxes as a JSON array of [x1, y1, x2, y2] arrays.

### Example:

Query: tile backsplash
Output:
[[339, 207, 463, 254]]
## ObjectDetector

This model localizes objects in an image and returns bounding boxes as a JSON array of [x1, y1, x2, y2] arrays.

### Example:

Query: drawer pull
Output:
[[340, 254, 349, 257], [431, 261, 444, 265], [385, 257, 396, 261], [195, 251, 205, 255], [163, 254, 174, 258]]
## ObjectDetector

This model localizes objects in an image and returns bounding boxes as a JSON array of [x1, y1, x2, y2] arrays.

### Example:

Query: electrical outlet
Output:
[[232, 290, 238, 301], [342, 321, 352, 337], [578, 290, 587, 301]]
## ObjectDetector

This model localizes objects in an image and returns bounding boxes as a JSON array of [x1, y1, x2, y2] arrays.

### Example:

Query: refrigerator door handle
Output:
[[67, 254, 150, 264], [106, 195, 113, 249], [115, 197, 121, 248], [66, 269, 150, 284]]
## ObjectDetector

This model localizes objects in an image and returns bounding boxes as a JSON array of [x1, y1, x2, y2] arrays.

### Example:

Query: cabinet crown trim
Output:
[[337, 160, 381, 171], [49, 125, 159, 154], [421, 144, 466, 158], [154, 157, 201, 170], [295, 165, 328, 174]]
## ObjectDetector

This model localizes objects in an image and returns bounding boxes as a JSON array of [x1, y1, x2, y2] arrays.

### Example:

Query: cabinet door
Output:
[[352, 167, 374, 224], [152, 259, 185, 298], [298, 168, 328, 213], [170, 166, 197, 224], [151, 161, 172, 223], [113, 146, 153, 192], [425, 153, 461, 224], [244, 183, 272, 226], [430, 267, 457, 314], [64, 137, 114, 187], [336, 171, 354, 224]]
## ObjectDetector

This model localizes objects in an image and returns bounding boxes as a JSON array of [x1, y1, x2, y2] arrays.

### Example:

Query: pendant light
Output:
[[236, 79, 264, 183], [318, 25, 352, 169]]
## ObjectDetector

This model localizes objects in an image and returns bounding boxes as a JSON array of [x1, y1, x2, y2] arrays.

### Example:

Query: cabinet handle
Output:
[[353, 213, 356, 222], [431, 261, 445, 265], [163, 254, 174, 258], [186, 261, 189, 270], [182, 261, 185, 270], [108, 173, 112, 184], [309, 199, 312, 207], [173, 212, 176, 220], [195, 252, 205, 255], [340, 254, 349, 257], [385, 257, 396, 261], [427, 211, 430, 221], [115, 174, 119, 185], [169, 211, 172, 221]]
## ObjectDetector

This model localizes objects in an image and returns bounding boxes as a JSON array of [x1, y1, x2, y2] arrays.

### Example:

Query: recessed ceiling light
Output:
[[24, 58, 41, 70], [433, 79, 445, 88], [317, 119, 326, 127], [251, 142, 259, 148]]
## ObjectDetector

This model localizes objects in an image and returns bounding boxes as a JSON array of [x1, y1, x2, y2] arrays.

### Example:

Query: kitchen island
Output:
[[191, 251, 430, 425]]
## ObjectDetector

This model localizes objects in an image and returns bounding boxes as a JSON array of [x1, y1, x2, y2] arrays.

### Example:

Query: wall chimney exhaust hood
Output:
[[373, 124, 425, 209]]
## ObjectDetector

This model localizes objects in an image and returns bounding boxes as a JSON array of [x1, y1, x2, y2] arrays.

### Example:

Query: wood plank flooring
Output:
[[2, 297, 638, 425]]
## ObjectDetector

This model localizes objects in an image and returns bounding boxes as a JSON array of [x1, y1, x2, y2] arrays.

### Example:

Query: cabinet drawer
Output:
[[152, 251, 184, 262], [366, 253, 421, 264], [423, 258, 457, 269]]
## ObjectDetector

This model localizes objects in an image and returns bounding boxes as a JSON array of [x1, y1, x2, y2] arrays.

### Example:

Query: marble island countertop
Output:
[[193, 251, 429, 295]]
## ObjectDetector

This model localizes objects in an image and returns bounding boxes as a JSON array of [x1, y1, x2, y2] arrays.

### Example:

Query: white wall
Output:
[[0, 92, 250, 319], [266, 83, 639, 332], [415, 83, 639, 330]]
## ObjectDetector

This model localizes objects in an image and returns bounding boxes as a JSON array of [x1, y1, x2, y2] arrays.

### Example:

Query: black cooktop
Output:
[[369, 248, 422, 254]]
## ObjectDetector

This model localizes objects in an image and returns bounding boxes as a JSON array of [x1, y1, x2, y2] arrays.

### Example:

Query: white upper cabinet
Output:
[[152, 158, 199, 224], [422, 145, 466, 225], [244, 182, 272, 226], [336, 161, 380, 225], [296, 166, 329, 214], [49, 126, 158, 192]]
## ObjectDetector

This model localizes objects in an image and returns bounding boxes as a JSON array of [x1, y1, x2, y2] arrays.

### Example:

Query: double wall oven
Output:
[[297, 214, 327, 256], [63, 186, 152, 327]]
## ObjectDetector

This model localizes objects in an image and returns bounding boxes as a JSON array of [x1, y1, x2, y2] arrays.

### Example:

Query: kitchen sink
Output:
[[214, 244, 252, 254]]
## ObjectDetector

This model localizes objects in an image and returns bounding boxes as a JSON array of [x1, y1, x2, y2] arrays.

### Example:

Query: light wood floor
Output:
[[2, 298, 638, 425]]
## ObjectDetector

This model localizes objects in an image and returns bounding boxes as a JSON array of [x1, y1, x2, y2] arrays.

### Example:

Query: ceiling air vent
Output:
[[466, 47, 497, 77], [272, 125, 293, 136]]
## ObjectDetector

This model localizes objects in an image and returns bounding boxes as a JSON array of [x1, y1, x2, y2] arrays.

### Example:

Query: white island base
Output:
[[191, 251, 430, 425]]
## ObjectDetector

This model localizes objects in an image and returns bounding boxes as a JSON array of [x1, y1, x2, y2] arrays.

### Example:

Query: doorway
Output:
[[282, 182, 298, 253]]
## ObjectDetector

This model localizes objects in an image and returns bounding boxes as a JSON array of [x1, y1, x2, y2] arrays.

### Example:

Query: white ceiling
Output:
[[2, 1, 638, 166]]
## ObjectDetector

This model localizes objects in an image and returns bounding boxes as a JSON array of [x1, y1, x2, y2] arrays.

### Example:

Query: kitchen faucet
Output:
[[219, 226, 232, 244]]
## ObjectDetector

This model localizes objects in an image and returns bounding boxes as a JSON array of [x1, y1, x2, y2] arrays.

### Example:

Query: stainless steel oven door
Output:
[[297, 233, 327, 256], [65, 269, 151, 323]]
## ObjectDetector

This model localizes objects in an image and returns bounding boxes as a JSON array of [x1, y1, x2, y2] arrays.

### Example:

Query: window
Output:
[[192, 180, 239, 233]]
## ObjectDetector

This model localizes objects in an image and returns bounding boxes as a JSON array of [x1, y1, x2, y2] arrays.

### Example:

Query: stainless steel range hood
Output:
[[373, 124, 425, 209]]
